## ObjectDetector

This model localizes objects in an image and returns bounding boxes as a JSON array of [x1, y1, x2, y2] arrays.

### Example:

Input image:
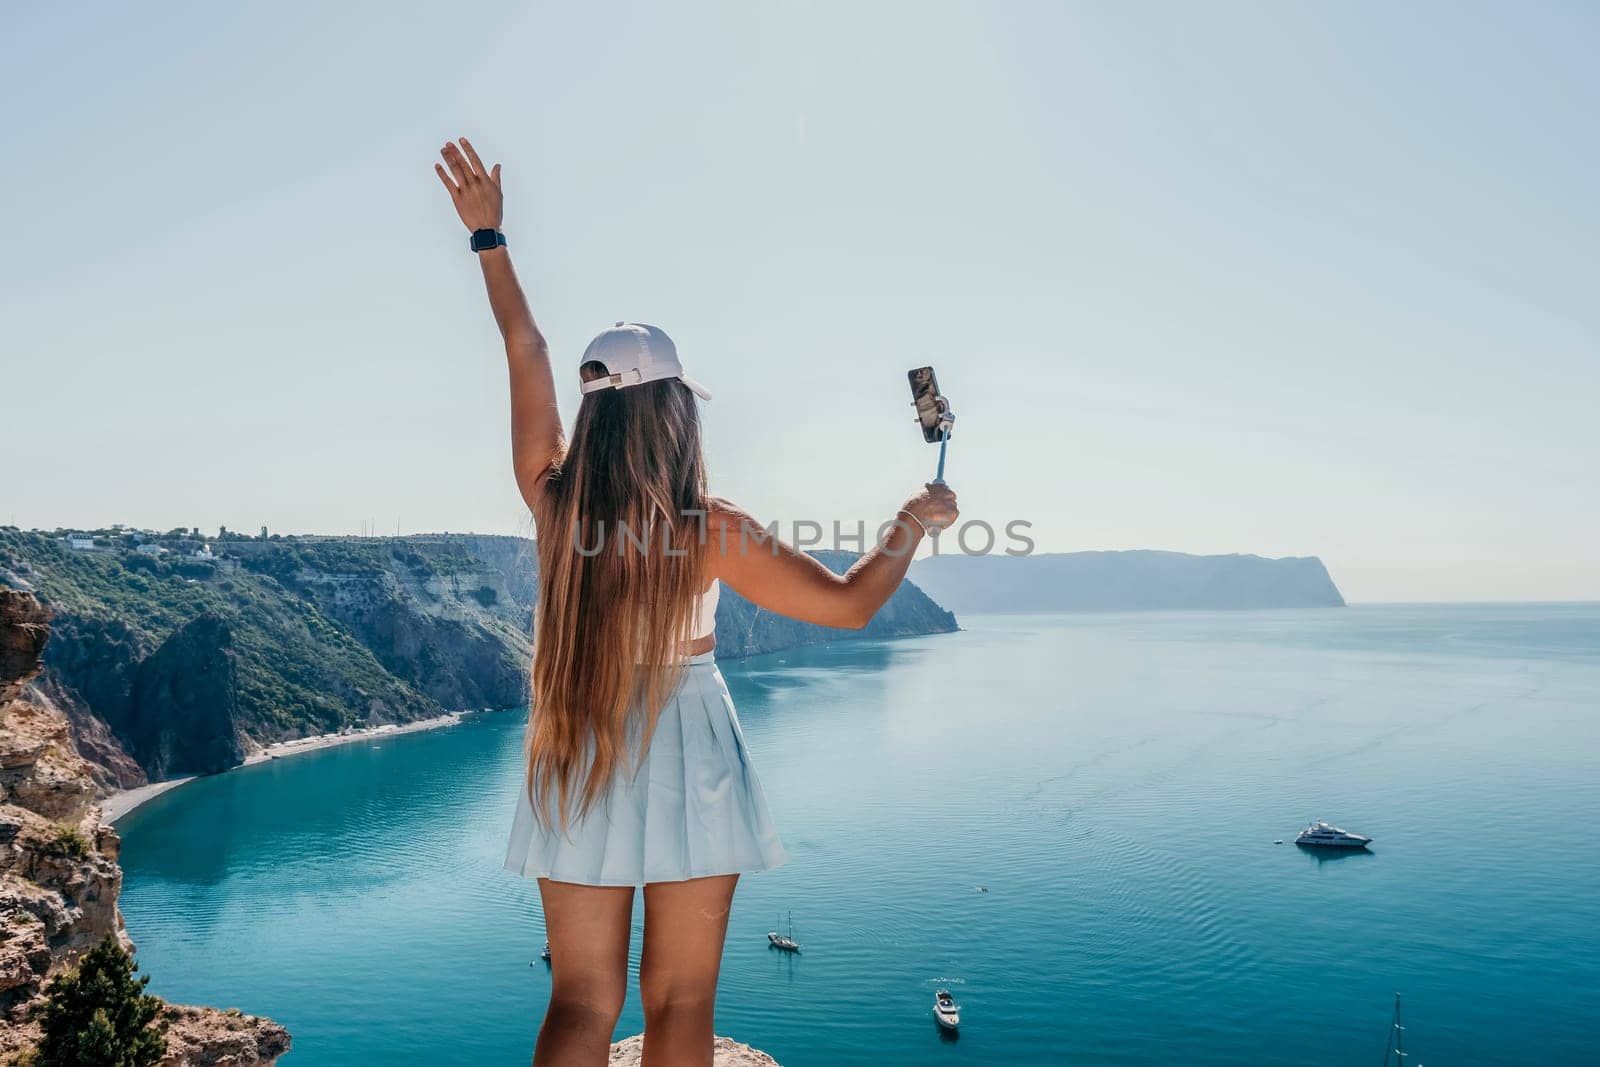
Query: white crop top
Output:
[[691, 580, 720, 640]]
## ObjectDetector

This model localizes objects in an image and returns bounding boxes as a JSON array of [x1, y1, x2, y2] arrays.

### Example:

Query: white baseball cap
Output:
[[578, 322, 711, 401]]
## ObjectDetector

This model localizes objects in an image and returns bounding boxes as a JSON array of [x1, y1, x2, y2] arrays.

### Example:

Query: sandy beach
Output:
[[102, 711, 478, 823], [101, 777, 198, 822]]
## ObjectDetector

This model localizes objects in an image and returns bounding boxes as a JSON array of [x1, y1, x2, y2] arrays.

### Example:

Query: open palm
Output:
[[435, 137, 503, 231]]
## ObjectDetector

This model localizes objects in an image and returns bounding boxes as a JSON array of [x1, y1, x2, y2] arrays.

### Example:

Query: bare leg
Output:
[[534, 877, 635, 1067], [638, 874, 739, 1067]]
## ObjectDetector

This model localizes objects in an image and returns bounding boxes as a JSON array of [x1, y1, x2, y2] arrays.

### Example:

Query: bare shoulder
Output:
[[705, 496, 753, 532], [704, 497, 779, 548], [703, 497, 780, 583]]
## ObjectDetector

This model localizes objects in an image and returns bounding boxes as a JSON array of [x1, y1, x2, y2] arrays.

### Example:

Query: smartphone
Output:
[[907, 366, 948, 443]]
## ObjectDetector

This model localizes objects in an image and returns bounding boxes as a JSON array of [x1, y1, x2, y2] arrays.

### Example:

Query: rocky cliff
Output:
[[0, 590, 289, 1064], [716, 550, 958, 657], [911, 549, 1346, 613], [0, 530, 958, 786], [0, 531, 448, 788], [124, 614, 245, 779], [609, 1034, 778, 1065]]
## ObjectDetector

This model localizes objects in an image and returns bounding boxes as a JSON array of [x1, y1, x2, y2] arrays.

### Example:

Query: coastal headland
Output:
[[0, 528, 956, 799]]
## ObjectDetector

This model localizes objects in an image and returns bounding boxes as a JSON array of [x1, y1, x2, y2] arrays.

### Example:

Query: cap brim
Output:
[[680, 376, 712, 401]]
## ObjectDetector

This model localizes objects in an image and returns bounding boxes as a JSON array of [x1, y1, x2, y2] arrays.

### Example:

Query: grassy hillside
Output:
[[0, 531, 463, 781]]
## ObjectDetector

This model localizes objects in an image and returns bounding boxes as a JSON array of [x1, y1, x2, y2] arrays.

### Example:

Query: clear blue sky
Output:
[[2, 2, 1596, 602]]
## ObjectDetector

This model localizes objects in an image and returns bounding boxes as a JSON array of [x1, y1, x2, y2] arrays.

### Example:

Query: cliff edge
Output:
[[0, 590, 289, 1065], [610, 1033, 779, 1065]]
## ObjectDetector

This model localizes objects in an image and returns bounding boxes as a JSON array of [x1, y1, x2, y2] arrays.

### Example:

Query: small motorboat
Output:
[[767, 911, 800, 953], [933, 989, 960, 1030], [540, 941, 552, 961], [1295, 819, 1372, 849]]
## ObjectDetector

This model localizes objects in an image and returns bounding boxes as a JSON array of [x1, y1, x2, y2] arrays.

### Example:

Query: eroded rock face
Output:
[[34, 612, 153, 758], [0, 591, 289, 1065], [0, 592, 48, 705], [608, 1034, 781, 1066], [126, 614, 245, 778], [0, 701, 98, 823], [155, 1005, 292, 1067], [33, 672, 148, 792], [1, 590, 121, 1057], [34, 612, 153, 791]]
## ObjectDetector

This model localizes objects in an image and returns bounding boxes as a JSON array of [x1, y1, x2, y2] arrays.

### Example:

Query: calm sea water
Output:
[[118, 606, 1600, 1065]]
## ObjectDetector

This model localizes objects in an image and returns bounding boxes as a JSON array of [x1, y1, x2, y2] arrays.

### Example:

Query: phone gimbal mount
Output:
[[907, 366, 955, 487]]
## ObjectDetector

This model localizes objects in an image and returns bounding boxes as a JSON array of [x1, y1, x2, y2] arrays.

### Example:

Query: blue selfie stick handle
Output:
[[931, 406, 953, 484]]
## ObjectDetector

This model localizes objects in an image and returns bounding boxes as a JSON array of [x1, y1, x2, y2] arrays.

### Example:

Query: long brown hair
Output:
[[527, 365, 709, 832]]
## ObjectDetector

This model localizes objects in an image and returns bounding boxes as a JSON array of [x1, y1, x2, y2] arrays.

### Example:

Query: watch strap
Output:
[[470, 228, 507, 253]]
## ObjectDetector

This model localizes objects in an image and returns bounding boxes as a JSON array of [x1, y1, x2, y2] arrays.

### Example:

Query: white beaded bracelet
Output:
[[897, 509, 932, 537]]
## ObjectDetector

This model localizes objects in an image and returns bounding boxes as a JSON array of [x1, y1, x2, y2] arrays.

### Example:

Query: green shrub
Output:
[[48, 826, 90, 860], [36, 936, 167, 1067]]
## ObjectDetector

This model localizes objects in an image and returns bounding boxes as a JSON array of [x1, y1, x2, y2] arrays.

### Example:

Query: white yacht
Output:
[[933, 989, 960, 1030], [1295, 820, 1372, 849]]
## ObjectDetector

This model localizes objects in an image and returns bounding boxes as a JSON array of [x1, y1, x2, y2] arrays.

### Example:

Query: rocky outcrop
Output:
[[0, 590, 288, 1065], [0, 701, 99, 825], [0, 595, 48, 704], [609, 1034, 779, 1065], [32, 612, 251, 783], [126, 615, 245, 779], [154, 1005, 291, 1067], [30, 613, 153, 779], [34, 672, 146, 792], [2, 589, 129, 1058]]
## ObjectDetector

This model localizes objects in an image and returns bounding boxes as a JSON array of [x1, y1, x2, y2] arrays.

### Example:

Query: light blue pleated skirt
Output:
[[504, 651, 790, 886]]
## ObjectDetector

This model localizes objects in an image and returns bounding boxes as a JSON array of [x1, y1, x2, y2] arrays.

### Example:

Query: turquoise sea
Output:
[[118, 606, 1600, 1065]]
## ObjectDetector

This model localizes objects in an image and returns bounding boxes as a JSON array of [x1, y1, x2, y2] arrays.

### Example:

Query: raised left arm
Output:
[[435, 137, 563, 512]]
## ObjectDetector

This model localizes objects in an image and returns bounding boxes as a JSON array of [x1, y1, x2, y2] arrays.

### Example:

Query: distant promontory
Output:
[[910, 550, 1345, 613]]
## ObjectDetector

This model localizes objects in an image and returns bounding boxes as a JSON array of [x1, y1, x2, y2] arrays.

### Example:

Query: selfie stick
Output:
[[932, 406, 954, 485]]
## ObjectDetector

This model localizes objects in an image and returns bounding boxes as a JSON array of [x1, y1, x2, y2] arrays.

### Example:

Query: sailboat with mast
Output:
[[767, 911, 800, 952], [1381, 993, 1422, 1067]]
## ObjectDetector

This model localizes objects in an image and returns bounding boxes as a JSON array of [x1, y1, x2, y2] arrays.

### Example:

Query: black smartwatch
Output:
[[469, 228, 507, 253]]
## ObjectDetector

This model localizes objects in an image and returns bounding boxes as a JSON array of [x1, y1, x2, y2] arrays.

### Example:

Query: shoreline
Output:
[[102, 709, 496, 824], [101, 776, 198, 822]]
